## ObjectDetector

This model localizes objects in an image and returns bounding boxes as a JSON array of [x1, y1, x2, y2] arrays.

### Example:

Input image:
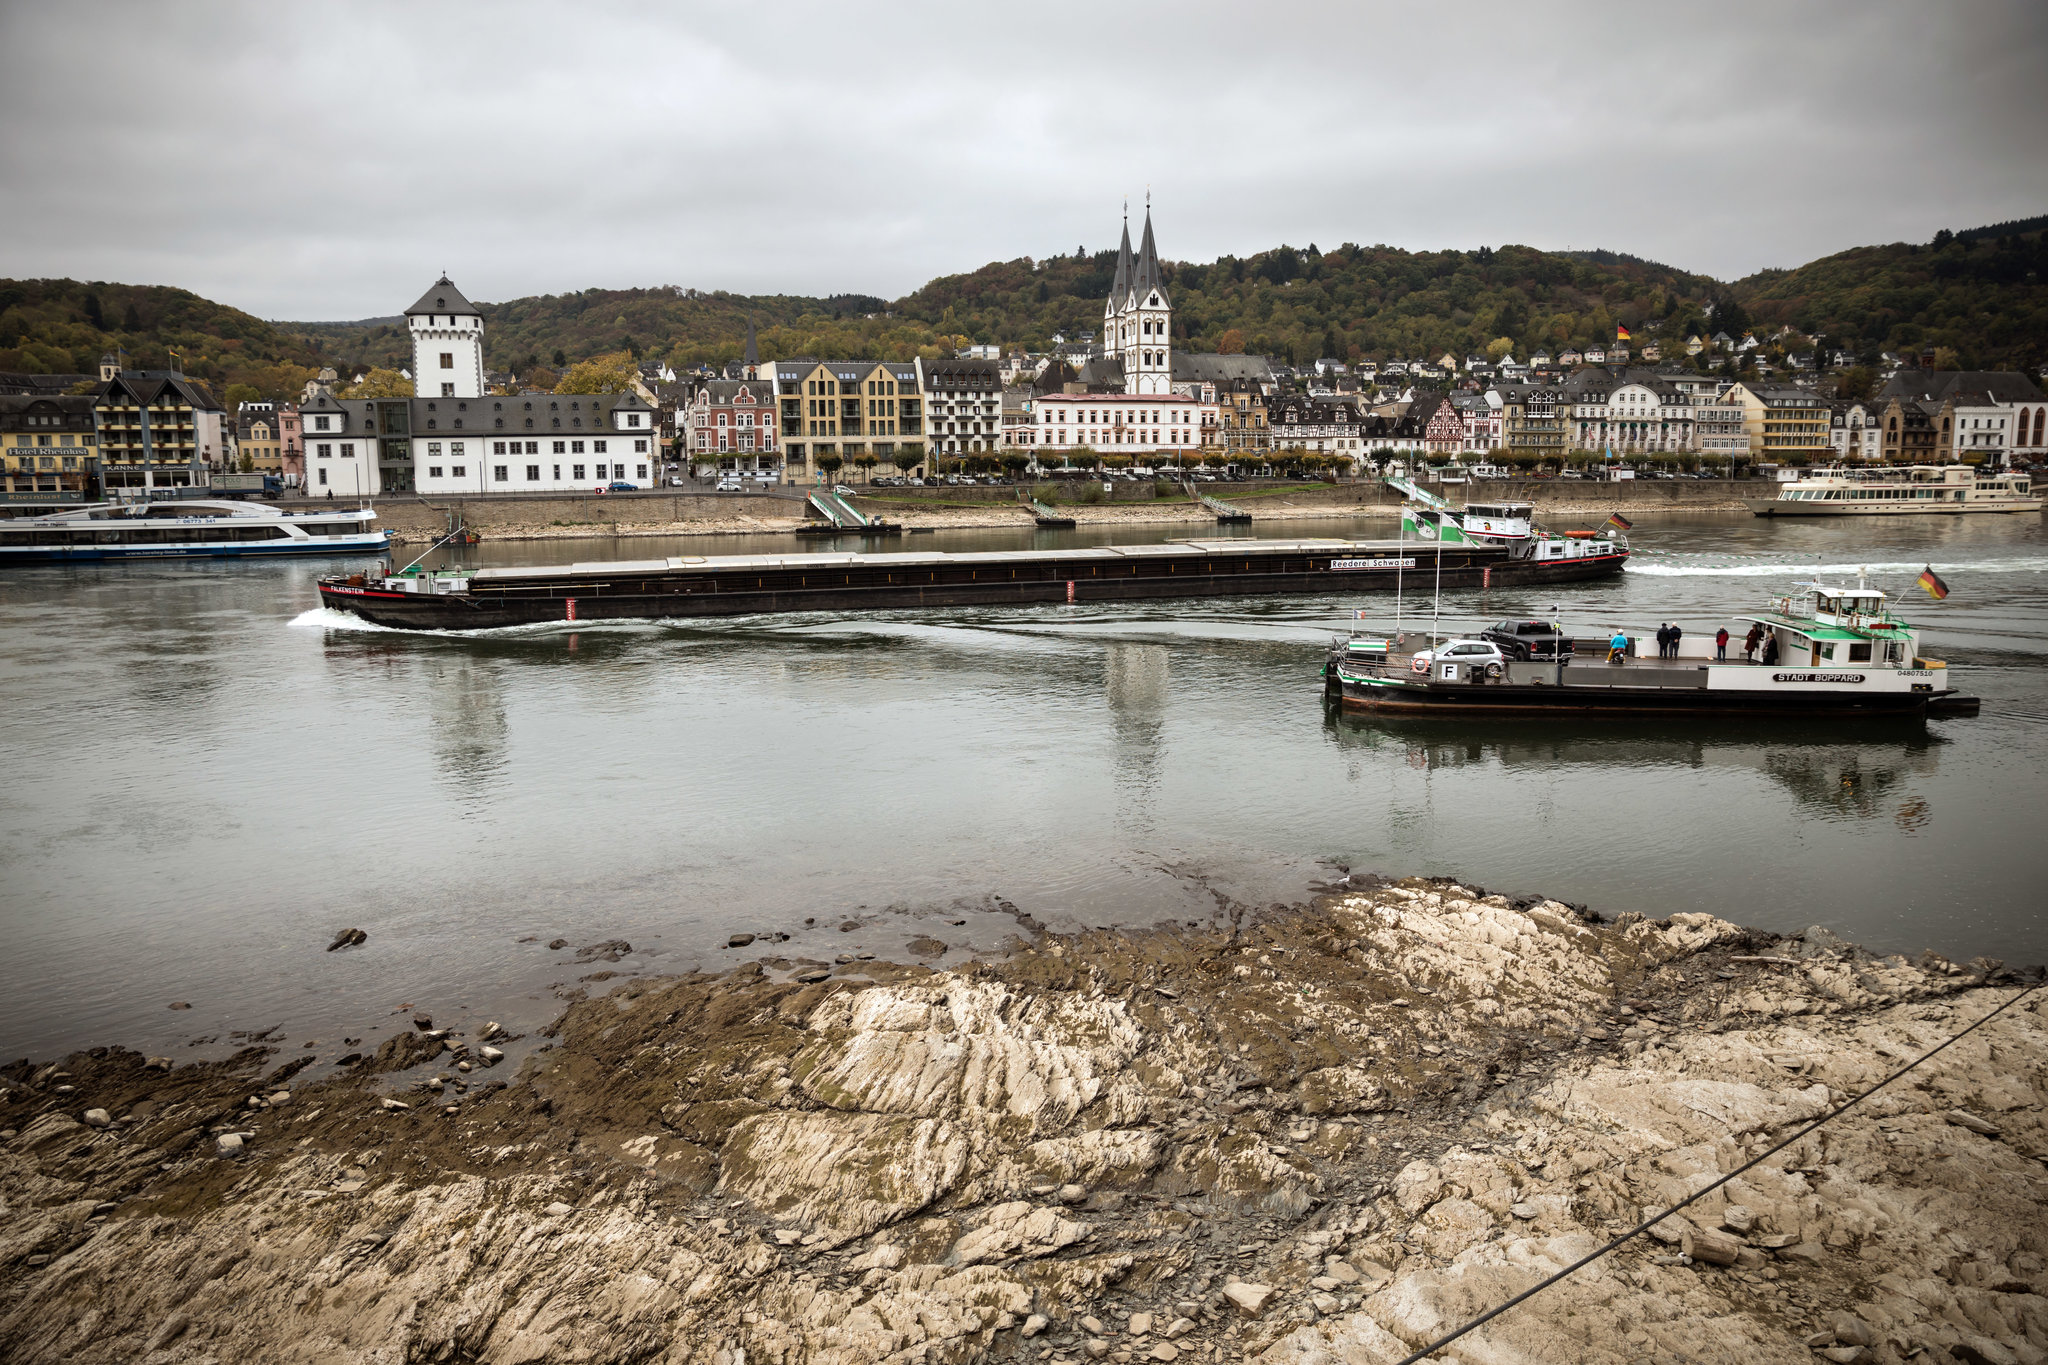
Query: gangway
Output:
[[1183, 479, 1251, 523], [1023, 494, 1075, 528], [802, 490, 901, 537]]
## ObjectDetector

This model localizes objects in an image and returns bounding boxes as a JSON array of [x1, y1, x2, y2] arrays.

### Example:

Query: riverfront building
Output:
[[1, 393, 100, 503], [298, 277, 659, 497], [90, 370, 228, 493]]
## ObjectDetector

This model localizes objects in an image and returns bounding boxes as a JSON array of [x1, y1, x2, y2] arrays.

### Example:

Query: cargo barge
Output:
[[316, 531, 1627, 631]]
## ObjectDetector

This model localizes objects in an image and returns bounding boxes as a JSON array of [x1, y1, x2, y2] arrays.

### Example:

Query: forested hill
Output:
[[0, 279, 325, 398], [4, 218, 2042, 401]]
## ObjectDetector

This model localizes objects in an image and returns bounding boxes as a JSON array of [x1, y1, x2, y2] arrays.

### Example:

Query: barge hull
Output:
[[1333, 679, 1940, 717], [319, 551, 1626, 630]]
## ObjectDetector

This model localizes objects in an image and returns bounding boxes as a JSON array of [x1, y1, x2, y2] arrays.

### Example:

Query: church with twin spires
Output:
[[1079, 202, 1273, 399]]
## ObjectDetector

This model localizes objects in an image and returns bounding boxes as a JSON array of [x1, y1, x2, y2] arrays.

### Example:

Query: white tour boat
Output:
[[0, 499, 392, 563], [1746, 464, 2038, 517]]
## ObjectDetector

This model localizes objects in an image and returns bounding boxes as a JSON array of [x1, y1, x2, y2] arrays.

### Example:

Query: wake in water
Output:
[[1627, 555, 2048, 578]]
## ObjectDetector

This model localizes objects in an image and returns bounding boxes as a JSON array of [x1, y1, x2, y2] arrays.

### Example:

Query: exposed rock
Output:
[[326, 927, 367, 951], [166, 1001, 190, 1010], [574, 939, 633, 963], [729, 934, 756, 948], [546, 937, 567, 950], [80, 1108, 111, 1128], [1224, 1281, 1275, 1316], [0, 882, 2041, 1365], [1947, 1107, 2002, 1137], [214, 1133, 243, 1154]]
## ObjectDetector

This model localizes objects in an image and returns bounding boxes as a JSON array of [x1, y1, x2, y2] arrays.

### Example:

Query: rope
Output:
[[1389, 979, 2042, 1365]]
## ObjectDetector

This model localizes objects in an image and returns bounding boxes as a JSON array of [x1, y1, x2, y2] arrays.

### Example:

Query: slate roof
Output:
[[1171, 353, 1275, 386], [93, 370, 224, 411], [405, 275, 480, 318], [1132, 206, 1168, 306], [1108, 216, 1134, 311], [1878, 369, 2044, 404]]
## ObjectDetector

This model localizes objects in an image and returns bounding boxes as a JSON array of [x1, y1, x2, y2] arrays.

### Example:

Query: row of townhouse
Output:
[[4, 361, 238, 505], [1871, 370, 2048, 467]]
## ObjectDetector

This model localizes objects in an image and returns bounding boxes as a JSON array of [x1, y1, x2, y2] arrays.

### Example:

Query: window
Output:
[[428, 466, 443, 478], [451, 465, 465, 478], [571, 440, 585, 454], [340, 443, 355, 458], [572, 464, 586, 480], [493, 465, 508, 482], [552, 464, 561, 479], [428, 442, 442, 456], [636, 464, 648, 480], [317, 468, 327, 485], [315, 443, 331, 459], [451, 442, 464, 456], [493, 441, 506, 455], [525, 441, 539, 455], [553, 440, 566, 454], [441, 384, 454, 398], [628, 413, 642, 427], [524, 464, 539, 481], [634, 438, 647, 453], [440, 352, 453, 369], [593, 439, 607, 453]]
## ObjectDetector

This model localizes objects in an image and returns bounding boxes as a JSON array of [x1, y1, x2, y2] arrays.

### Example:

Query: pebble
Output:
[[1059, 1184, 1089, 1205], [26, 1254, 49, 1267], [1021, 1313, 1049, 1338], [481, 1021, 503, 1041], [728, 933, 756, 948], [216, 1133, 245, 1154], [1721, 1204, 1755, 1234], [547, 938, 567, 950], [381, 1098, 409, 1111], [1083, 1340, 1110, 1360], [774, 1229, 803, 1245], [456, 1061, 472, 1073], [1128, 1311, 1152, 1336], [794, 969, 831, 984], [1510, 1202, 1539, 1220], [1081, 1315, 1105, 1334], [144, 1057, 173, 1072], [479, 1046, 503, 1066], [82, 1108, 113, 1129], [1147, 1345, 1179, 1362], [326, 927, 368, 951], [1829, 1313, 1875, 1347], [1164, 1317, 1196, 1339], [268, 1091, 292, 1106], [1310, 1276, 1340, 1291], [168, 1001, 191, 1010], [543, 1202, 573, 1217]]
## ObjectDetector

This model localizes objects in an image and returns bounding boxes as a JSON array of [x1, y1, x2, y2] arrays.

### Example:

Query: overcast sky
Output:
[[3, 1, 2044, 322]]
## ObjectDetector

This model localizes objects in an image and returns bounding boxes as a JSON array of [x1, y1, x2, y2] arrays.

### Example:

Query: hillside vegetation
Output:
[[4, 218, 2041, 401]]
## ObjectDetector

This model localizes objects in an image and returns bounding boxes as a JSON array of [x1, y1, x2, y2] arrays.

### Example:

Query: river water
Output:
[[1, 510, 2042, 1062]]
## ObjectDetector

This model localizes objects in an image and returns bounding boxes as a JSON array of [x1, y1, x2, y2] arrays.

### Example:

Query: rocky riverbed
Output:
[[2, 879, 2043, 1364]]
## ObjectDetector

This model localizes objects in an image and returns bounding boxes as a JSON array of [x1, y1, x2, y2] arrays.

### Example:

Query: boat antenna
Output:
[[1393, 498, 1405, 641], [1430, 505, 1445, 648]]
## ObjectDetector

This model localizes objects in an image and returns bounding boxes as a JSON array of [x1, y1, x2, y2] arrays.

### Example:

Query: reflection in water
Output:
[[1324, 707, 1944, 831], [1105, 642, 1168, 833], [424, 656, 509, 799]]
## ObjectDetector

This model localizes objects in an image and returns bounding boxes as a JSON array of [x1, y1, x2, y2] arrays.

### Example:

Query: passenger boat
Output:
[[1746, 464, 2039, 517], [0, 500, 391, 562], [316, 524, 1628, 631], [1325, 577, 1977, 717]]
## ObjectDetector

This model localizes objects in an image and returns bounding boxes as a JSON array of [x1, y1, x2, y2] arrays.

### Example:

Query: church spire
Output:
[[1108, 201, 1134, 314], [744, 314, 758, 369], [1134, 195, 1166, 302]]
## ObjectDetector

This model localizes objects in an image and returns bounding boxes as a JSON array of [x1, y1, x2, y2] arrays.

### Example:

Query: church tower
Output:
[[405, 275, 484, 399], [1105, 201, 1171, 396]]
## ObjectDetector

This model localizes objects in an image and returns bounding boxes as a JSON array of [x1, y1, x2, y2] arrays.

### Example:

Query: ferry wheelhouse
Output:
[[0, 500, 391, 562], [1746, 464, 2039, 516], [1325, 578, 1975, 718]]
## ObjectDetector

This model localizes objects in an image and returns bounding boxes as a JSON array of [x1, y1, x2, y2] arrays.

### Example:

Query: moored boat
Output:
[[0, 499, 391, 562], [1746, 464, 2039, 517], [1325, 578, 1976, 718]]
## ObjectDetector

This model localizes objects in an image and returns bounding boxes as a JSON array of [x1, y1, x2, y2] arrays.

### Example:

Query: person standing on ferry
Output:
[[1715, 626, 1730, 661]]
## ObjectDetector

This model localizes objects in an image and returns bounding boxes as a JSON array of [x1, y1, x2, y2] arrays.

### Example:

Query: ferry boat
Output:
[[0, 499, 391, 562], [1746, 464, 2039, 517], [1325, 577, 1976, 718]]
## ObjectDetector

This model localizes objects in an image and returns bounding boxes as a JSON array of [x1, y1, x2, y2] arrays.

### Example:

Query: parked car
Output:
[[1411, 638, 1507, 677], [715, 478, 743, 492], [1480, 619, 1574, 660], [667, 476, 686, 487], [833, 484, 857, 497], [606, 481, 637, 493]]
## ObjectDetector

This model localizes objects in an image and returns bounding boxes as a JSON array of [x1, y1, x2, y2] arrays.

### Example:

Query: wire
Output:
[[1388, 980, 2042, 1365]]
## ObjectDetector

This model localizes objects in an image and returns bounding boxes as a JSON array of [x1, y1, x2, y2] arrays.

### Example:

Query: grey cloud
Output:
[[1, 0, 2042, 321]]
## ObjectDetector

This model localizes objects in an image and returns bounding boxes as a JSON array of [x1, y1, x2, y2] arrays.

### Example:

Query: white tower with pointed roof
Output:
[[406, 275, 484, 400], [1104, 201, 1172, 397]]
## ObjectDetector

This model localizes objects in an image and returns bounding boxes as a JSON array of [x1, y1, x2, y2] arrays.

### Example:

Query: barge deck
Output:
[[318, 536, 1627, 631]]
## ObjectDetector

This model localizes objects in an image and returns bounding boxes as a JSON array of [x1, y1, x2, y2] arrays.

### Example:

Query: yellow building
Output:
[[1721, 382, 1831, 459], [767, 359, 923, 473], [1, 395, 100, 503], [236, 405, 285, 472]]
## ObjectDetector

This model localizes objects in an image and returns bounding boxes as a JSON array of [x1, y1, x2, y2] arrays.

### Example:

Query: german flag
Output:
[[1607, 511, 1633, 531], [1916, 565, 1949, 600], [1615, 323, 1632, 342]]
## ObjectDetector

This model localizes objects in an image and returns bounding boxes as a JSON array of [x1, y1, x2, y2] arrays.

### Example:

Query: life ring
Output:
[[1411, 655, 1431, 674]]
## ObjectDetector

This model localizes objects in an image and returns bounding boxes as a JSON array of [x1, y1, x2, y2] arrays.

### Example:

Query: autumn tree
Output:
[[341, 368, 412, 398], [1216, 329, 1246, 355], [555, 351, 636, 394], [1486, 337, 1515, 362]]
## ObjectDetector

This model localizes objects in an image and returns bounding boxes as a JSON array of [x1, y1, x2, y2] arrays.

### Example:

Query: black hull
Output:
[[1332, 677, 1942, 717], [318, 550, 1627, 631]]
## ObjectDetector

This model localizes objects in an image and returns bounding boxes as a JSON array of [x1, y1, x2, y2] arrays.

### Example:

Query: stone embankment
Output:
[[363, 477, 1753, 542], [2, 881, 2042, 1364]]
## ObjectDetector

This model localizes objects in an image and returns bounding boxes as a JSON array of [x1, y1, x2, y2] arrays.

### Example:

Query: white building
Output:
[[1104, 202, 1173, 397], [299, 276, 659, 497], [919, 357, 1004, 456], [1027, 393, 1218, 460]]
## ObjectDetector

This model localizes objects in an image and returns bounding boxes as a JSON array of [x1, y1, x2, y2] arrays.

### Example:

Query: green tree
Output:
[[223, 382, 260, 410], [892, 451, 920, 475], [1486, 337, 1515, 362], [815, 453, 844, 476], [551, 349, 567, 368]]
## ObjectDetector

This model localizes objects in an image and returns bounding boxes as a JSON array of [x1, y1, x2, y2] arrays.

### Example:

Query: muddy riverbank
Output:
[[2, 881, 2042, 1364]]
